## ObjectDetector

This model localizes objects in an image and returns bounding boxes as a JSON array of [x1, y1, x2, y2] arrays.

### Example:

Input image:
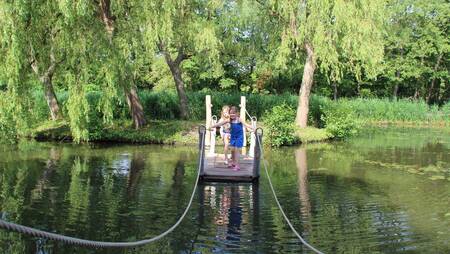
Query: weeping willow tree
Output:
[[27, 1, 66, 120], [0, 1, 34, 141], [0, 1, 149, 142], [0, 1, 91, 141], [265, 0, 386, 127], [1, 1, 69, 123], [94, 0, 152, 129]]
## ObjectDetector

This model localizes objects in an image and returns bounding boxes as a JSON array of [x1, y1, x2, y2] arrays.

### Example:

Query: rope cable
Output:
[[0, 123, 324, 252], [0, 132, 206, 249], [244, 108, 253, 121], [256, 134, 324, 254]]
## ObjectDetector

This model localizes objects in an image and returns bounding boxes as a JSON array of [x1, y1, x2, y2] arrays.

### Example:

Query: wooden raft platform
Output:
[[201, 154, 259, 182]]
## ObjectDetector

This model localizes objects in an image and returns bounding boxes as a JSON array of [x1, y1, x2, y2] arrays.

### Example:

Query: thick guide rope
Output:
[[0, 123, 323, 252], [256, 132, 324, 254], [0, 131, 206, 249]]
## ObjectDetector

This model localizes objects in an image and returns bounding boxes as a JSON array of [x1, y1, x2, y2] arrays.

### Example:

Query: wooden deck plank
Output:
[[201, 153, 258, 182]]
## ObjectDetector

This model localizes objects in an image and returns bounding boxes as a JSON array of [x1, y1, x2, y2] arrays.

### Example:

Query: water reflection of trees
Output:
[[0, 144, 200, 253], [0, 144, 66, 254], [289, 143, 449, 253], [1, 138, 448, 253]]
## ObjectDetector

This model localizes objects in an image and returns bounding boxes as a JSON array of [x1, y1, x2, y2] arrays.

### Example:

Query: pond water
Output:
[[0, 127, 449, 253]]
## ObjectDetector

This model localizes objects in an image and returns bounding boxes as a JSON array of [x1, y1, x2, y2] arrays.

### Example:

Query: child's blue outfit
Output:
[[229, 121, 244, 148]]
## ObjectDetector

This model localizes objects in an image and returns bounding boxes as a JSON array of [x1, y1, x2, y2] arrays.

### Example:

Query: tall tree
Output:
[[0, 1, 65, 122], [28, 1, 65, 120], [266, 0, 386, 127], [0, 1, 41, 141], [384, 0, 449, 104], [151, 0, 223, 119], [96, 0, 147, 129]]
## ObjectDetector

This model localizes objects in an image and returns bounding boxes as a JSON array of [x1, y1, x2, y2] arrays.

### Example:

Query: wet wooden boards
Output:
[[201, 153, 258, 182]]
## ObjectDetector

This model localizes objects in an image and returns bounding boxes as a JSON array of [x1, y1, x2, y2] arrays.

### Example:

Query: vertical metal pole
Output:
[[199, 126, 206, 176], [205, 95, 212, 146], [253, 128, 263, 178], [248, 117, 257, 158]]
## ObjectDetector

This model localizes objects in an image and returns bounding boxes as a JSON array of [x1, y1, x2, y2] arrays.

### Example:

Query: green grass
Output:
[[97, 120, 200, 144], [32, 119, 333, 146], [336, 98, 449, 123], [32, 120, 201, 145], [32, 119, 71, 140], [297, 127, 332, 143]]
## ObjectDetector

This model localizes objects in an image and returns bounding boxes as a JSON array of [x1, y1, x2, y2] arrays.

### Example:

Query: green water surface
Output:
[[0, 127, 449, 253]]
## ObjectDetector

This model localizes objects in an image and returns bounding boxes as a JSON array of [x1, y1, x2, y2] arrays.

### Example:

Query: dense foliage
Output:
[[321, 103, 362, 139], [0, 0, 448, 143], [264, 104, 298, 147]]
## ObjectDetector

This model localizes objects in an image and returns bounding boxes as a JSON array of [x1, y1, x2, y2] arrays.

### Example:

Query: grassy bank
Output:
[[31, 119, 332, 145], [22, 91, 450, 146], [33, 120, 201, 145]]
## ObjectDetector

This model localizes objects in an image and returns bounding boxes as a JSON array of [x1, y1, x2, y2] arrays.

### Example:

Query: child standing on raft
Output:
[[210, 106, 254, 171]]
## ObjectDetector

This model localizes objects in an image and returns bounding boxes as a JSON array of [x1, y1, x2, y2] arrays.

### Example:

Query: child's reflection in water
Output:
[[215, 186, 242, 244]]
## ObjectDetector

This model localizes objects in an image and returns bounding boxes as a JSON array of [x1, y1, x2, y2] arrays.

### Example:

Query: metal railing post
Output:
[[253, 128, 263, 178], [198, 126, 206, 176]]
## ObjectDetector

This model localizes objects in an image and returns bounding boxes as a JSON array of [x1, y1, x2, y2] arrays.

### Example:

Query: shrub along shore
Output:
[[27, 91, 449, 146]]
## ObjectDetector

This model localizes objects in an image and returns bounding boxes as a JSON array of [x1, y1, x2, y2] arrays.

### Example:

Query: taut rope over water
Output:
[[0, 128, 207, 249], [256, 131, 324, 254]]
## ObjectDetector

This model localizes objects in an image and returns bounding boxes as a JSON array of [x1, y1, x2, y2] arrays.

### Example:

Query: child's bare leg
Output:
[[233, 148, 240, 166], [223, 137, 229, 161], [230, 147, 236, 165]]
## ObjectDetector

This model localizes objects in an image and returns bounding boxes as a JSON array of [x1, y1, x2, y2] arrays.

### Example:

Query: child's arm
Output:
[[209, 119, 228, 129], [243, 121, 255, 131]]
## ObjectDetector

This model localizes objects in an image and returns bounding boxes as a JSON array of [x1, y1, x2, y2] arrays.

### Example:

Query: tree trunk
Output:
[[393, 69, 400, 99], [333, 82, 338, 101], [165, 54, 189, 119], [426, 53, 443, 104], [42, 76, 61, 120], [124, 85, 146, 129], [30, 49, 61, 121], [393, 83, 399, 99], [413, 88, 419, 100], [99, 0, 146, 129], [295, 43, 316, 128], [356, 82, 361, 97], [99, 0, 114, 39]]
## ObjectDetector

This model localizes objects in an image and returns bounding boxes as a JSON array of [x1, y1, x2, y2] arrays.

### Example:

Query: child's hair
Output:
[[221, 105, 230, 119]]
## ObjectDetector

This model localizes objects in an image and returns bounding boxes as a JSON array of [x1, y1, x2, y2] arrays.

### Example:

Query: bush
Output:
[[308, 95, 331, 127], [321, 104, 362, 139], [441, 102, 450, 119], [263, 104, 298, 147]]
